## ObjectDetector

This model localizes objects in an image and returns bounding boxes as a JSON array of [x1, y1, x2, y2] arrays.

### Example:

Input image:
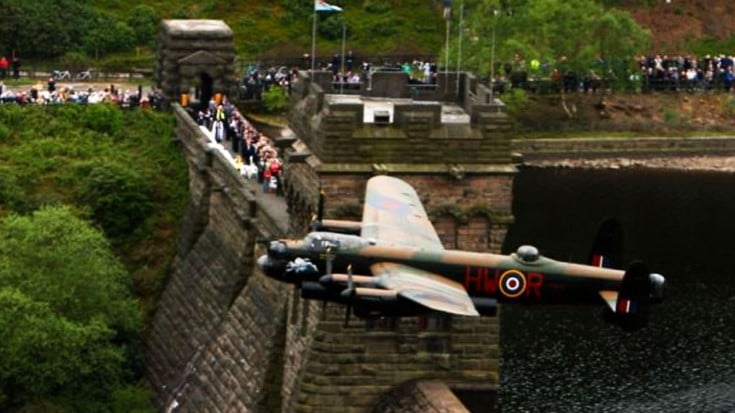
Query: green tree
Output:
[[84, 12, 136, 59], [0, 206, 142, 411], [0, 0, 95, 59], [460, 0, 650, 78], [126, 5, 159, 47], [74, 159, 154, 241]]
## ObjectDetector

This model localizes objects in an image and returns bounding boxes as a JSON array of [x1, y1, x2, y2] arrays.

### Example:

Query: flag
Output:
[[443, 0, 452, 19], [315, 0, 342, 12]]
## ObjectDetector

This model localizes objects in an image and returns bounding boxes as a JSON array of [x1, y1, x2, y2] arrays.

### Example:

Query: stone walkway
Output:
[[198, 122, 291, 236]]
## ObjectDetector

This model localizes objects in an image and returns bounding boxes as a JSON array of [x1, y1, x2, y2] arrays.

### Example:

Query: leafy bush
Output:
[[723, 96, 735, 116], [75, 160, 154, 241], [0, 206, 144, 412], [501, 88, 529, 117], [0, 123, 9, 142], [0, 166, 25, 212], [318, 14, 348, 40], [263, 86, 289, 113], [80, 103, 124, 135], [110, 384, 157, 413], [662, 107, 679, 126]]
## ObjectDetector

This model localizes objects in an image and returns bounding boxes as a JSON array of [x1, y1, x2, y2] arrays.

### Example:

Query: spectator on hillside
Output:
[[12, 56, 20, 80], [345, 50, 355, 71], [331, 54, 340, 78], [0, 56, 8, 78]]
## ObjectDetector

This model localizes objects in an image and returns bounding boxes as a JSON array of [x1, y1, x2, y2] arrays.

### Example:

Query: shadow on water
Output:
[[500, 167, 735, 413]]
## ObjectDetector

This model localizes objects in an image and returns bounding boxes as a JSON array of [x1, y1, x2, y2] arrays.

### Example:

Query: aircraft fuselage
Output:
[[261, 234, 625, 306]]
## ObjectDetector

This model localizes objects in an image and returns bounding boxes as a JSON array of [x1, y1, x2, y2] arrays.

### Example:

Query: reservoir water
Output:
[[500, 167, 735, 412]]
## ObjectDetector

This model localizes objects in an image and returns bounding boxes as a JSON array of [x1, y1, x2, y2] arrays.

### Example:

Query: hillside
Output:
[[94, 0, 446, 61], [45, 0, 730, 69], [620, 0, 735, 54], [514, 92, 735, 137]]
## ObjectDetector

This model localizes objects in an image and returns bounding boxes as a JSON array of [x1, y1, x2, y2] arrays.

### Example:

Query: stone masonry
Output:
[[156, 20, 238, 107], [279, 70, 517, 412], [147, 25, 514, 411]]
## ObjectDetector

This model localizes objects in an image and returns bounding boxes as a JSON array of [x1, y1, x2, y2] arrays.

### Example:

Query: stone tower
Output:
[[156, 20, 238, 108]]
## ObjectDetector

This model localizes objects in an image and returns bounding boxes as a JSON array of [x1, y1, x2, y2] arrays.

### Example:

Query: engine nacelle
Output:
[[312, 219, 362, 235], [472, 297, 498, 317]]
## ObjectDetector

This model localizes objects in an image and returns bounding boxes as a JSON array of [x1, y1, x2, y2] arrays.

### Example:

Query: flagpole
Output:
[[456, 1, 463, 98], [445, 18, 450, 93], [340, 23, 346, 94], [311, 6, 318, 71]]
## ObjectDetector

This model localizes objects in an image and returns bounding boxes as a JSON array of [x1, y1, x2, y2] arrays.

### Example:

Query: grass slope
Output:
[[91, 0, 446, 61]]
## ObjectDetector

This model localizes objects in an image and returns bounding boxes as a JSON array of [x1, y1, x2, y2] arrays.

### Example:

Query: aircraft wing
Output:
[[371, 262, 479, 316], [361, 175, 443, 250]]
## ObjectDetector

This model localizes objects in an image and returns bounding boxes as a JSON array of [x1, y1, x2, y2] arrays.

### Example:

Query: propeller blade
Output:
[[347, 264, 354, 290], [310, 190, 326, 231], [317, 189, 325, 223], [343, 264, 353, 327], [255, 237, 272, 246], [325, 246, 333, 276]]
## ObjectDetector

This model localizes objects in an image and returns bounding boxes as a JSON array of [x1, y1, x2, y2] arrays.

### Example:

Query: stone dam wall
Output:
[[145, 105, 503, 413]]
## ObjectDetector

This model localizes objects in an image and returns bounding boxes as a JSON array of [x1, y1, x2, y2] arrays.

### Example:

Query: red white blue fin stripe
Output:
[[591, 254, 613, 268]]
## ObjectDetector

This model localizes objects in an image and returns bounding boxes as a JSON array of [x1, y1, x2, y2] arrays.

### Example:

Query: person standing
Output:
[[0, 56, 8, 79], [11, 56, 20, 80]]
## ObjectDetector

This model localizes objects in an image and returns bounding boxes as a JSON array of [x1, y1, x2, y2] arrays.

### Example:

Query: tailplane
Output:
[[590, 218, 665, 331], [588, 217, 623, 269]]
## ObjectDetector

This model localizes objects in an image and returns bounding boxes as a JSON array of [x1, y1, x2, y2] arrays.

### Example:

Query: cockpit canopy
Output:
[[304, 231, 372, 253], [516, 245, 540, 262]]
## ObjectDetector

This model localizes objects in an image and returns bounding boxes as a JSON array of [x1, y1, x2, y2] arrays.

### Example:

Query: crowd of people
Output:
[[487, 52, 735, 95], [634, 53, 735, 92], [192, 95, 284, 196], [0, 79, 163, 108], [239, 65, 297, 100]]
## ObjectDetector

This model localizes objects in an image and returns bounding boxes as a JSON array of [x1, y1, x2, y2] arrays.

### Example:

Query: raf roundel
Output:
[[499, 269, 527, 298]]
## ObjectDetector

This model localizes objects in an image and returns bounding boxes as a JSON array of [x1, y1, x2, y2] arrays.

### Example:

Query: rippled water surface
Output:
[[500, 167, 735, 413]]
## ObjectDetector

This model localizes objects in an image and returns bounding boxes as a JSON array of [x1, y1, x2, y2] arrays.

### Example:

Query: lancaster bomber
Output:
[[258, 175, 665, 331]]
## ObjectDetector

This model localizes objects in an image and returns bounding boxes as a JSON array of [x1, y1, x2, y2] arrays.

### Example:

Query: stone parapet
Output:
[[147, 105, 290, 412]]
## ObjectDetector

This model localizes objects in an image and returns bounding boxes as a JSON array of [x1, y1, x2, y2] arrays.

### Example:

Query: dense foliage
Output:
[[0, 1, 157, 60], [455, 0, 651, 80], [0, 207, 145, 411], [0, 0, 446, 66], [2, 0, 734, 72], [0, 104, 188, 412]]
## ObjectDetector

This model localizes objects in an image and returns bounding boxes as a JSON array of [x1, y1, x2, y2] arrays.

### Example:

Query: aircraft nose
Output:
[[258, 254, 287, 280], [268, 240, 288, 259]]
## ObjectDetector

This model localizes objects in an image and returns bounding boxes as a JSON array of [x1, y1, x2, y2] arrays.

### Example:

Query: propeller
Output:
[[342, 264, 355, 327], [310, 189, 325, 231], [255, 237, 272, 247], [321, 246, 334, 318]]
